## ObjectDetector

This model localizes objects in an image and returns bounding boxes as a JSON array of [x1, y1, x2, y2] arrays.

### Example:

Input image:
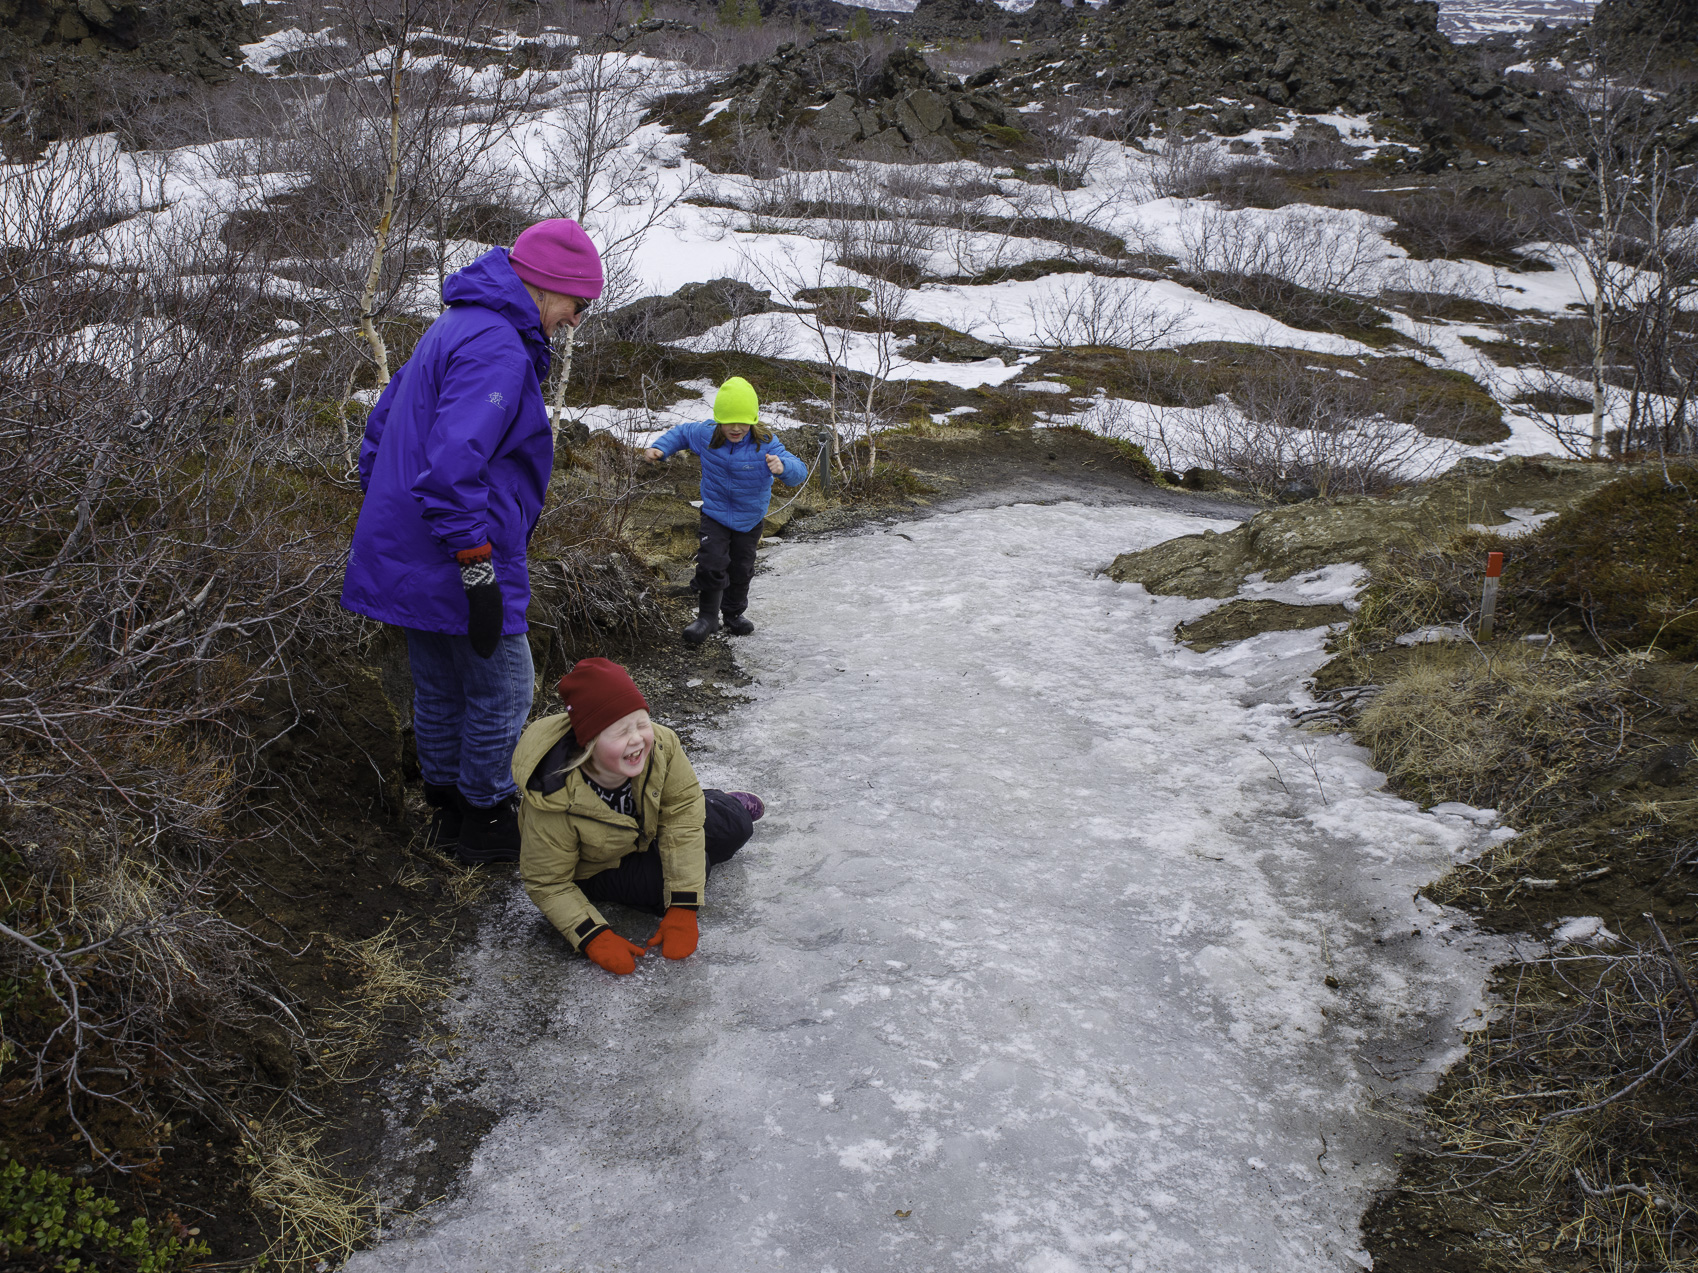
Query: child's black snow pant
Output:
[[691, 512, 761, 617], [578, 789, 753, 916]]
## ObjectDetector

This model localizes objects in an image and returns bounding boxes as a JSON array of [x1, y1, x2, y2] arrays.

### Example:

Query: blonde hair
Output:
[[710, 421, 771, 448]]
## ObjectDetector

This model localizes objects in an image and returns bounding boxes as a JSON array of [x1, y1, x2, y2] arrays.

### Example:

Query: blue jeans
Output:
[[403, 629, 534, 807]]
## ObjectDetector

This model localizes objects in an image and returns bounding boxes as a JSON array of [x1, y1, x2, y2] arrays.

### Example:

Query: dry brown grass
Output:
[[1415, 931, 1698, 1272], [244, 1118, 379, 1269], [1354, 645, 1635, 819], [314, 921, 450, 1080]]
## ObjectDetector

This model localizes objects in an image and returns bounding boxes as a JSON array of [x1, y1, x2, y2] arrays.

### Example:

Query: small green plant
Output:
[[845, 7, 873, 40], [0, 1160, 208, 1272]]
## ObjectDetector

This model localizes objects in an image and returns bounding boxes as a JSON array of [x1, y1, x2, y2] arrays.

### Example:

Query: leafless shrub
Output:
[[1179, 204, 1388, 297], [1363, 178, 1532, 263], [1147, 135, 1242, 199], [741, 201, 914, 482], [1091, 358, 1458, 498], [1013, 274, 1191, 350], [1201, 158, 1293, 210], [1073, 87, 1159, 149], [628, 0, 813, 72], [1190, 401, 1452, 498], [509, 21, 702, 429], [0, 136, 360, 1164], [222, 0, 550, 391]]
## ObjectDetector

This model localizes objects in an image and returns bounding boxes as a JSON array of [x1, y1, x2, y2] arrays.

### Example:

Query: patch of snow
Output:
[[1396, 624, 1470, 647], [1467, 507, 1559, 537], [1552, 916, 1619, 946], [238, 26, 341, 73], [1235, 564, 1369, 608], [1428, 803, 1499, 826]]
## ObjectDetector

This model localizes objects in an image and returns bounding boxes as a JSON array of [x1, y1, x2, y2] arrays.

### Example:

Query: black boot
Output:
[[422, 783, 463, 853], [456, 796, 520, 865], [683, 589, 722, 646], [722, 609, 754, 636]]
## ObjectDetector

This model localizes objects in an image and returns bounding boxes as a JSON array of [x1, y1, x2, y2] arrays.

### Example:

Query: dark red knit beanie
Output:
[[557, 658, 649, 747]]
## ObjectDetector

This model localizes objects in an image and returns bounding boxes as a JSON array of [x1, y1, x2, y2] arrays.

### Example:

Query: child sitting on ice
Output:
[[643, 376, 808, 645], [514, 657, 764, 975]]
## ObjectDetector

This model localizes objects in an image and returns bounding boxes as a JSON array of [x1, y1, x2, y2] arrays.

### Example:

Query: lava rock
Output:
[[653, 34, 1017, 168]]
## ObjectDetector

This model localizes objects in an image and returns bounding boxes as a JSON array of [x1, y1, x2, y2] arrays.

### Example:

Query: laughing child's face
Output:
[[589, 709, 654, 783], [720, 423, 751, 443]]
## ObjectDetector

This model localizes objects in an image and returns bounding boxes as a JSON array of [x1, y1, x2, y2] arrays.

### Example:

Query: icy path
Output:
[[352, 501, 1511, 1273]]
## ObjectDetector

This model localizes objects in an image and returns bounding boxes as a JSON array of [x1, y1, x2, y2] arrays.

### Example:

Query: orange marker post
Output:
[[1480, 551, 1504, 640]]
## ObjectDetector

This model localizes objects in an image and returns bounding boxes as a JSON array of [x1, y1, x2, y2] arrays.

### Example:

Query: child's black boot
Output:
[[423, 782, 463, 853], [456, 796, 520, 865], [722, 608, 754, 636], [684, 590, 722, 645]]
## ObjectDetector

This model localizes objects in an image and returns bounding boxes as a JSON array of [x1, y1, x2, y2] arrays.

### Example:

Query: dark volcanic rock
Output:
[[979, 0, 1551, 147], [652, 34, 1020, 168], [1593, 0, 1698, 68], [0, 0, 252, 151], [605, 278, 779, 342]]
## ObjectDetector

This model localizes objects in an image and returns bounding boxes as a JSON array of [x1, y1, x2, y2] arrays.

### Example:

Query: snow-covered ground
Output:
[[348, 499, 1516, 1273], [1439, 0, 1594, 41]]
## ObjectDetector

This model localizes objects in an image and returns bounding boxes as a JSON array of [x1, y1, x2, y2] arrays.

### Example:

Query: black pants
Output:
[[692, 512, 761, 617], [579, 789, 753, 916]]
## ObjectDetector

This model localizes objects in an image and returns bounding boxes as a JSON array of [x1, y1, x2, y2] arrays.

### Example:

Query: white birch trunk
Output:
[[358, 56, 404, 388]]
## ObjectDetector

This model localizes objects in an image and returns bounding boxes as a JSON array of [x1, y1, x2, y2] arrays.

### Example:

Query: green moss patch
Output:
[[1378, 290, 1518, 325], [1176, 599, 1350, 652], [1540, 466, 1698, 658], [1026, 342, 1505, 445], [1175, 271, 1401, 348]]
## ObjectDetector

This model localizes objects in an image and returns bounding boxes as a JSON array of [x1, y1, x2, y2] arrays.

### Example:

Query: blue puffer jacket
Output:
[[340, 249, 553, 636], [650, 422, 808, 533]]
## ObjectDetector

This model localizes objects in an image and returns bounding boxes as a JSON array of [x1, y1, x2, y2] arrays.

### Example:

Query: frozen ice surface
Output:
[[349, 501, 1511, 1273]]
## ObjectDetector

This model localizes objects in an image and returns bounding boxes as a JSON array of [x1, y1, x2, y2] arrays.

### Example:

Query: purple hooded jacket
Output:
[[341, 249, 553, 636]]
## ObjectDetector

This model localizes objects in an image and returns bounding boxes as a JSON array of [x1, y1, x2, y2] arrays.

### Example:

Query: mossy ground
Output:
[[1023, 340, 1507, 444], [1308, 465, 1698, 1272]]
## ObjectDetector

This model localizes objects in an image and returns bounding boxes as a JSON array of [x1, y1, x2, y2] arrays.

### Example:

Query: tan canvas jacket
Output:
[[512, 713, 708, 951]]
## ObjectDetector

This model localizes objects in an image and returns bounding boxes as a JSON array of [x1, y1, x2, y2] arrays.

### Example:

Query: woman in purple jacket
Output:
[[340, 220, 603, 865]]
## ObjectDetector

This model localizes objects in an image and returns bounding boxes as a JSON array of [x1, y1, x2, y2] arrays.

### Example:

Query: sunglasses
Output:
[[572, 296, 593, 317]]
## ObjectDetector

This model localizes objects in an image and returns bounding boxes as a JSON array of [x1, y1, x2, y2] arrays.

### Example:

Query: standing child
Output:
[[643, 376, 808, 645]]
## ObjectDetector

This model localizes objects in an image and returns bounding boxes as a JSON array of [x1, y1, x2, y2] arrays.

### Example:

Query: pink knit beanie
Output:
[[508, 219, 605, 300]]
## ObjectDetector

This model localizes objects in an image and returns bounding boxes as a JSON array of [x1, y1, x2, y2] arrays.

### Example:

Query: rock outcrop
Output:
[[1593, 0, 1698, 69], [604, 278, 779, 343], [973, 0, 1551, 150], [0, 0, 252, 151], [1109, 458, 1622, 598], [655, 36, 1019, 168]]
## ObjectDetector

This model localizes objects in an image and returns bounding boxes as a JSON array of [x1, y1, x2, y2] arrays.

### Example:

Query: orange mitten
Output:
[[646, 907, 699, 960], [584, 929, 645, 975]]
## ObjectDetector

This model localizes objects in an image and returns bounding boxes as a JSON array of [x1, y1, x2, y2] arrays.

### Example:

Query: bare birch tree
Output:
[[513, 13, 703, 433], [1533, 36, 1687, 459]]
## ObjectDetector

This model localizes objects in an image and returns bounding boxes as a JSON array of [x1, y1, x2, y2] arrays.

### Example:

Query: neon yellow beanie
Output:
[[713, 376, 759, 425]]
